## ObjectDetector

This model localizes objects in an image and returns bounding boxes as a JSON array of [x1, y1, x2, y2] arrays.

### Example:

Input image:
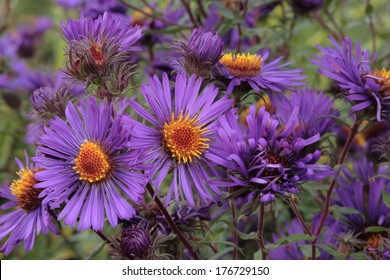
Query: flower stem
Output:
[[146, 183, 199, 260], [311, 120, 360, 259], [229, 190, 239, 260], [257, 203, 267, 260], [94, 230, 112, 245], [289, 197, 312, 236]]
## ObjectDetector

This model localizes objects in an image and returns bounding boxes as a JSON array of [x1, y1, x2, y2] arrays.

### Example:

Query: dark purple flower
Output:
[[11, 17, 52, 58], [334, 160, 390, 231], [125, 73, 233, 206], [291, 0, 324, 14], [0, 154, 58, 255], [271, 89, 339, 138], [175, 27, 224, 79], [120, 227, 152, 259], [312, 37, 390, 122], [33, 97, 147, 231], [211, 106, 332, 203], [269, 216, 343, 260], [219, 50, 306, 95]]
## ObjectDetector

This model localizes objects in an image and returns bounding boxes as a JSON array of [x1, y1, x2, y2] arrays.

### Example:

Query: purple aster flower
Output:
[[33, 97, 147, 231], [269, 216, 344, 260], [175, 27, 224, 79], [219, 50, 306, 95], [83, 0, 127, 20], [61, 12, 142, 94], [211, 106, 332, 203], [271, 89, 339, 138], [125, 73, 233, 206], [312, 36, 390, 122], [0, 154, 58, 255], [334, 160, 390, 231], [11, 17, 52, 58]]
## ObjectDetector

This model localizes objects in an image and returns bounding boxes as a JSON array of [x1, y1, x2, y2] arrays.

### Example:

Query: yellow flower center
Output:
[[163, 113, 210, 163], [73, 140, 111, 183], [219, 53, 263, 78], [11, 168, 42, 212], [369, 68, 390, 97]]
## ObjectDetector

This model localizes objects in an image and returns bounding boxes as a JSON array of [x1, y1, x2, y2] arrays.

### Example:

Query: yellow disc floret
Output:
[[220, 53, 263, 78], [73, 140, 111, 183], [370, 68, 390, 97], [163, 113, 210, 163], [11, 168, 42, 212]]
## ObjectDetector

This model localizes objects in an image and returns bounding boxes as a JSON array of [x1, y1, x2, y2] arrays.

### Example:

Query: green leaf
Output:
[[382, 188, 390, 208], [330, 205, 366, 221], [217, 219, 258, 241], [209, 247, 234, 260], [84, 242, 106, 260], [266, 234, 315, 251], [364, 226, 390, 234]]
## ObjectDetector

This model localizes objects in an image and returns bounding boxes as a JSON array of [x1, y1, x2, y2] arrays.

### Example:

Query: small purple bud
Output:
[[120, 228, 151, 259]]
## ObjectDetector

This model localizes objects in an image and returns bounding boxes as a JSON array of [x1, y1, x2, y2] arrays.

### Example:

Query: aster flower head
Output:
[[271, 89, 339, 138], [219, 50, 306, 95], [176, 27, 224, 79], [0, 154, 58, 255], [335, 160, 390, 232], [312, 36, 390, 122], [211, 106, 332, 203], [269, 216, 344, 260], [61, 12, 142, 95], [11, 17, 52, 58], [33, 97, 147, 231], [126, 73, 233, 206]]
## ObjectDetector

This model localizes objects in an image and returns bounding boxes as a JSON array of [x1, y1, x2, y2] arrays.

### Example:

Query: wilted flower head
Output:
[[211, 106, 332, 203], [0, 154, 58, 255], [219, 50, 306, 95], [61, 12, 142, 96], [176, 27, 224, 79], [312, 36, 390, 122], [33, 97, 147, 231]]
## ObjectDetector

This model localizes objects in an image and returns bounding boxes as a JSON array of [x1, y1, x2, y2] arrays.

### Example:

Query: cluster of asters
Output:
[[0, 0, 389, 260]]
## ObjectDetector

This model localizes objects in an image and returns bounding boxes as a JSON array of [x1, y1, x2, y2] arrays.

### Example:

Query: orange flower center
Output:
[[369, 68, 390, 97], [90, 43, 104, 66], [163, 113, 210, 163], [11, 168, 43, 212], [220, 53, 263, 78], [73, 140, 111, 183]]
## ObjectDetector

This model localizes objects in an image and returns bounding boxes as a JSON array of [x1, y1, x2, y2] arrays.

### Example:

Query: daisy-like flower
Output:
[[0, 155, 58, 255], [126, 73, 233, 206], [61, 12, 142, 95], [219, 50, 306, 95], [334, 160, 390, 255], [33, 97, 147, 231], [312, 36, 390, 122], [271, 89, 339, 138], [211, 106, 332, 203]]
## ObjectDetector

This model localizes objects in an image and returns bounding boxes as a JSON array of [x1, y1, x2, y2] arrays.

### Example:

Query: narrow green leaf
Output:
[[364, 226, 390, 234], [84, 242, 106, 260]]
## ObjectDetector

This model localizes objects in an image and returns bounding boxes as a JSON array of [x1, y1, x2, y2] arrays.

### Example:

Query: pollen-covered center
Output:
[[220, 53, 263, 78], [369, 68, 390, 97], [11, 168, 42, 212], [89, 43, 104, 66], [73, 140, 111, 183], [163, 113, 210, 163]]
